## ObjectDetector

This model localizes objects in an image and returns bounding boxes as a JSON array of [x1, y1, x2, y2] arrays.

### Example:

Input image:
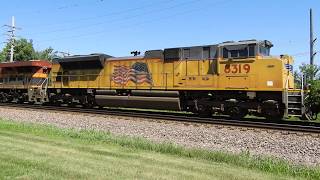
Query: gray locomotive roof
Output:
[[52, 39, 272, 63], [107, 56, 143, 61], [165, 44, 218, 50], [54, 53, 113, 69], [218, 40, 273, 47], [163, 40, 272, 50], [53, 53, 113, 63]]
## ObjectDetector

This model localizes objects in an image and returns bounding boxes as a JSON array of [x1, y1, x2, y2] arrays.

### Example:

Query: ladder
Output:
[[28, 78, 49, 103], [283, 71, 306, 118], [286, 90, 305, 117]]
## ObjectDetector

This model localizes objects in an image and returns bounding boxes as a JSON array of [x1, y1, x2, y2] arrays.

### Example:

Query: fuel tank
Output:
[[95, 90, 181, 110]]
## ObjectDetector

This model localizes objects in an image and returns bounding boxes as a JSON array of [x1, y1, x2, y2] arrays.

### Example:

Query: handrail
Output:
[[41, 78, 48, 96], [300, 74, 306, 116]]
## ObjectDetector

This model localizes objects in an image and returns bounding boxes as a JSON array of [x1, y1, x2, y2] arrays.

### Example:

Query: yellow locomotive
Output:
[[46, 39, 300, 119]]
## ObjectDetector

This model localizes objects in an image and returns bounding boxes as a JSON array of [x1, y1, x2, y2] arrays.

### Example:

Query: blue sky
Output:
[[0, 0, 319, 65]]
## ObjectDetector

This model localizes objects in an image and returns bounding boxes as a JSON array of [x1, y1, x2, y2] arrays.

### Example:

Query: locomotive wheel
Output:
[[28, 101, 35, 105], [261, 101, 284, 121], [16, 98, 24, 104], [0, 93, 4, 103], [197, 104, 212, 118], [263, 108, 284, 121], [68, 102, 76, 108], [82, 96, 95, 109], [228, 106, 247, 120], [83, 102, 94, 109], [55, 100, 63, 106]]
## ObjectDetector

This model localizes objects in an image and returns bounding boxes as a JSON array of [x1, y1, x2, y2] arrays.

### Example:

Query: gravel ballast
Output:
[[0, 107, 319, 166]]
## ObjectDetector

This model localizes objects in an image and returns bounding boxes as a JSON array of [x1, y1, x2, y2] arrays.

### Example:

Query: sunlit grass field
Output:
[[0, 119, 319, 179]]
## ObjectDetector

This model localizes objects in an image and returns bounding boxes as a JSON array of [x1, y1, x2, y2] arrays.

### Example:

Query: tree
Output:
[[294, 63, 320, 89], [299, 63, 320, 83], [305, 80, 320, 119], [33, 47, 55, 60], [0, 38, 35, 61], [0, 50, 6, 62], [294, 70, 302, 89], [0, 38, 55, 62], [296, 63, 320, 119]]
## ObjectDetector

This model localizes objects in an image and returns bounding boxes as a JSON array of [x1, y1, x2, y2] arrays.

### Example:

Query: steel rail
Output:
[[0, 103, 319, 134]]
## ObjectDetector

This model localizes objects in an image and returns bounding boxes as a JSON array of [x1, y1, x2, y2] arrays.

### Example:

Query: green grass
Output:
[[286, 114, 320, 122], [0, 119, 319, 179]]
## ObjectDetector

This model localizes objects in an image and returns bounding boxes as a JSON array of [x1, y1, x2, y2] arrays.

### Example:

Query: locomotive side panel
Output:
[[217, 58, 284, 91], [169, 60, 217, 88], [49, 54, 108, 89], [104, 55, 286, 91], [148, 59, 164, 89], [107, 58, 162, 89]]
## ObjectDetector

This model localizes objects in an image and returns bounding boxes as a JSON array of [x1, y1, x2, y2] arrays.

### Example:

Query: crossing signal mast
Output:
[[3, 16, 21, 62]]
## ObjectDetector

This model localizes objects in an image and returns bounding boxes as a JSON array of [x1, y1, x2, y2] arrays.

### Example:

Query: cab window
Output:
[[259, 46, 270, 56], [222, 44, 256, 59]]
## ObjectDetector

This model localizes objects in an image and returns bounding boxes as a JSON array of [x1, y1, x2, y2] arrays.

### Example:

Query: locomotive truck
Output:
[[0, 40, 307, 119]]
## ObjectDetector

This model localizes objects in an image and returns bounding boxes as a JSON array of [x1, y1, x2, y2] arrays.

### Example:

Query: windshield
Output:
[[222, 44, 256, 59], [259, 46, 270, 56]]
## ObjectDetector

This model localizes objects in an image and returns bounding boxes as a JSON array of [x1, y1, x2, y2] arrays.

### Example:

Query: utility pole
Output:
[[310, 8, 317, 65], [3, 16, 21, 62]]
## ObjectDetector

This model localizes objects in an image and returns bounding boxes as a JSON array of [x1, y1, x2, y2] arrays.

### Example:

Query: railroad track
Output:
[[0, 103, 319, 134]]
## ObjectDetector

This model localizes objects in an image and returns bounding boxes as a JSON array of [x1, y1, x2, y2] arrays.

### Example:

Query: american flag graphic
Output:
[[111, 62, 153, 85]]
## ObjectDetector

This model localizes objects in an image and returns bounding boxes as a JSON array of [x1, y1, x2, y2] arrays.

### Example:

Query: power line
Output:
[[11, 0, 104, 17], [26, 0, 175, 29], [31, 0, 232, 42], [291, 51, 319, 57], [25, 0, 200, 36], [31, 0, 229, 44]]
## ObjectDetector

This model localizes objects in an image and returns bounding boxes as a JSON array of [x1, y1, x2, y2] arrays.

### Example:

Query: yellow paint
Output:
[[49, 55, 295, 92]]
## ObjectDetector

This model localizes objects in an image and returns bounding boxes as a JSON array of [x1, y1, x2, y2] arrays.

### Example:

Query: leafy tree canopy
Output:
[[296, 63, 320, 119], [294, 63, 320, 88], [299, 64, 319, 82], [33, 47, 55, 60], [0, 38, 55, 62]]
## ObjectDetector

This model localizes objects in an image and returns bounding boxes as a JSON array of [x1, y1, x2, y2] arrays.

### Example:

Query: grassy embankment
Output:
[[0, 119, 319, 179]]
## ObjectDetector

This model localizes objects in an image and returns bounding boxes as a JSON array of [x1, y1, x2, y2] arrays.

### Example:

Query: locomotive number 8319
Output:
[[224, 64, 251, 74]]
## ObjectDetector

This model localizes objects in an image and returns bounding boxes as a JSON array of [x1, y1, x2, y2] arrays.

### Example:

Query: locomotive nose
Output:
[[280, 55, 294, 73]]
